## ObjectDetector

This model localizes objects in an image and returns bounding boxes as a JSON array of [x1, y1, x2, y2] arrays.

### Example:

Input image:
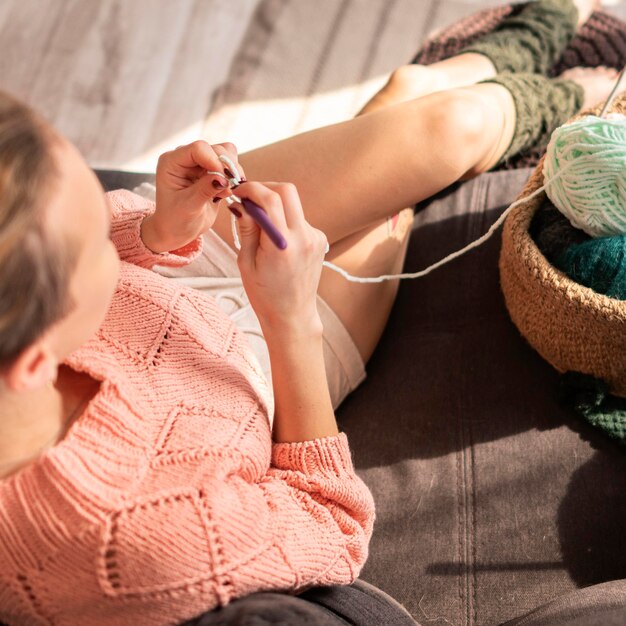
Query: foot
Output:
[[574, 0, 601, 29], [559, 66, 620, 109]]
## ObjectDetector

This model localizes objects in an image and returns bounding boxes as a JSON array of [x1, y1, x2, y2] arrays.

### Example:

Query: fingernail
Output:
[[223, 167, 235, 179], [213, 180, 227, 189], [212, 197, 221, 203], [240, 177, 247, 183], [228, 207, 242, 218]]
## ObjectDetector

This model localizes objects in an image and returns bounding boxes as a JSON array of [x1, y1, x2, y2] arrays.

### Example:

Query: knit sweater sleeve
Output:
[[209, 432, 375, 598], [265, 432, 376, 587], [106, 189, 203, 268], [100, 433, 375, 610]]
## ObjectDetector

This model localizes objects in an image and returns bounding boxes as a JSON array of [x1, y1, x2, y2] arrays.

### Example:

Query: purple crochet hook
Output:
[[217, 153, 288, 250], [241, 197, 288, 250]]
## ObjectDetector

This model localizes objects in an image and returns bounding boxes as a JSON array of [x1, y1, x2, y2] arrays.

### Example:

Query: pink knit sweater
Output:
[[0, 190, 375, 626]]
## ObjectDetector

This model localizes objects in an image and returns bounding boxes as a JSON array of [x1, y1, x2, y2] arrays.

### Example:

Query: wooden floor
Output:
[[1, 0, 625, 171]]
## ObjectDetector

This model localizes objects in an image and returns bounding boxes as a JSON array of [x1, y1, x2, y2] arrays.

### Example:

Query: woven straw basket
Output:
[[499, 96, 626, 398]]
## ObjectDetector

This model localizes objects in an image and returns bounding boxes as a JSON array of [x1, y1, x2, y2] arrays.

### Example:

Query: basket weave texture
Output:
[[499, 97, 626, 397]]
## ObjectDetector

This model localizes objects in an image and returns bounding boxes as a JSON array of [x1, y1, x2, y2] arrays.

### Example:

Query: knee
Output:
[[385, 64, 427, 94], [383, 64, 445, 103], [423, 89, 492, 170]]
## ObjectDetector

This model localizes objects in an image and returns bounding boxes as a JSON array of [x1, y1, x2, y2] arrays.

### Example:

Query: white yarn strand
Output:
[[231, 211, 241, 251], [206, 123, 620, 285], [322, 163, 575, 284]]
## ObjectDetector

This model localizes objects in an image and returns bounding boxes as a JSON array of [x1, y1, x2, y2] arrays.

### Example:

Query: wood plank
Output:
[[0, 0, 260, 170], [0, 0, 71, 101], [299, 0, 439, 126], [51, 0, 197, 165], [2, 0, 626, 170], [122, 0, 260, 171], [203, 0, 438, 153], [0, 0, 20, 34], [28, 0, 105, 124], [426, 0, 509, 39], [203, 0, 348, 152]]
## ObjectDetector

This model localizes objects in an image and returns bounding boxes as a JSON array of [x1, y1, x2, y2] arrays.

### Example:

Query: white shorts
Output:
[[147, 204, 366, 410]]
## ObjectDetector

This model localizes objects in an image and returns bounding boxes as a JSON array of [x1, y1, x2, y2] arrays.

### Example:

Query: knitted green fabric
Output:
[[560, 372, 626, 446], [555, 234, 626, 299], [459, 0, 578, 74], [483, 72, 584, 164]]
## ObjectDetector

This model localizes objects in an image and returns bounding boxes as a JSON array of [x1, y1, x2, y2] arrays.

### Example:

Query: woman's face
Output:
[[45, 136, 120, 361]]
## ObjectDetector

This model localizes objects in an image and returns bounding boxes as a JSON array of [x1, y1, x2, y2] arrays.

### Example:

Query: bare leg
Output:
[[214, 0, 604, 364], [215, 86, 513, 245], [212, 84, 515, 361], [317, 209, 414, 362], [359, 0, 601, 115], [214, 64, 613, 362]]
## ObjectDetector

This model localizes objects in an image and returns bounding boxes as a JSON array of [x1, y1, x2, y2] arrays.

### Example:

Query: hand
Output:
[[141, 140, 246, 253], [233, 182, 329, 336]]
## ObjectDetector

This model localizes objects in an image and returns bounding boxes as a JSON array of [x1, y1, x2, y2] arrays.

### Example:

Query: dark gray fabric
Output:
[[502, 579, 626, 625], [335, 168, 626, 625], [97, 169, 155, 192], [180, 580, 418, 625], [299, 579, 417, 625], [96, 168, 626, 626], [180, 592, 345, 625]]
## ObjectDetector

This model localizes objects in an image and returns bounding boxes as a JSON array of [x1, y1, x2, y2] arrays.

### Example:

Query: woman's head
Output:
[[0, 91, 119, 391]]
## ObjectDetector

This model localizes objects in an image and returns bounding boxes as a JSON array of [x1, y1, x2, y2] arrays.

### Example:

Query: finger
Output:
[[253, 181, 306, 230], [230, 182, 289, 237], [314, 227, 330, 256], [160, 140, 229, 184], [212, 142, 247, 184], [190, 170, 230, 202], [235, 207, 260, 268]]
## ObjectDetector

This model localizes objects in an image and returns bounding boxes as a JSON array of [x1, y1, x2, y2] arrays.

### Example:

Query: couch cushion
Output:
[[337, 168, 626, 625], [97, 169, 155, 192]]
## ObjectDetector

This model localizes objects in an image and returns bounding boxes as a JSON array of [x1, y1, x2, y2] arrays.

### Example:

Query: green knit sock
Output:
[[484, 72, 584, 165], [459, 0, 579, 74]]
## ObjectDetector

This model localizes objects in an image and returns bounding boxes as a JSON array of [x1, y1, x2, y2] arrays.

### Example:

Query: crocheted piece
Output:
[[413, 5, 626, 170], [460, 0, 578, 75], [483, 72, 584, 165], [560, 372, 626, 446], [0, 190, 375, 626]]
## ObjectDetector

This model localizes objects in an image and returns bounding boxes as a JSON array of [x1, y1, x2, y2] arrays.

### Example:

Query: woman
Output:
[[0, 1, 614, 624]]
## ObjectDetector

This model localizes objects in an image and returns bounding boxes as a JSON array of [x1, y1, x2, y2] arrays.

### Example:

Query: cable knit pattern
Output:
[[0, 190, 375, 626]]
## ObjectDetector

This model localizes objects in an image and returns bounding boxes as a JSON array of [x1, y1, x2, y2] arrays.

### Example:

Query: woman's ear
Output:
[[2, 341, 58, 392]]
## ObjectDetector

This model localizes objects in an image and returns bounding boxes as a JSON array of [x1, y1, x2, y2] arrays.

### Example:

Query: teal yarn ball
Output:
[[543, 114, 626, 238], [556, 234, 626, 300]]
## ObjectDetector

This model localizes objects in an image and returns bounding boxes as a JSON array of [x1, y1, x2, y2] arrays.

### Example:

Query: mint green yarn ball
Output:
[[543, 114, 626, 238]]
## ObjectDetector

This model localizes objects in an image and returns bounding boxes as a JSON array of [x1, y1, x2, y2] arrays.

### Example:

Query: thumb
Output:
[[234, 208, 260, 266]]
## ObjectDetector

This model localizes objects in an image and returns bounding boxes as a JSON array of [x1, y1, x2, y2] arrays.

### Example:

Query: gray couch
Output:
[[97, 167, 626, 626]]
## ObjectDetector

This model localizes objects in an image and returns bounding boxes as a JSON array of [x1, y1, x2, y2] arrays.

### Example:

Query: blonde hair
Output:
[[0, 91, 76, 368]]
